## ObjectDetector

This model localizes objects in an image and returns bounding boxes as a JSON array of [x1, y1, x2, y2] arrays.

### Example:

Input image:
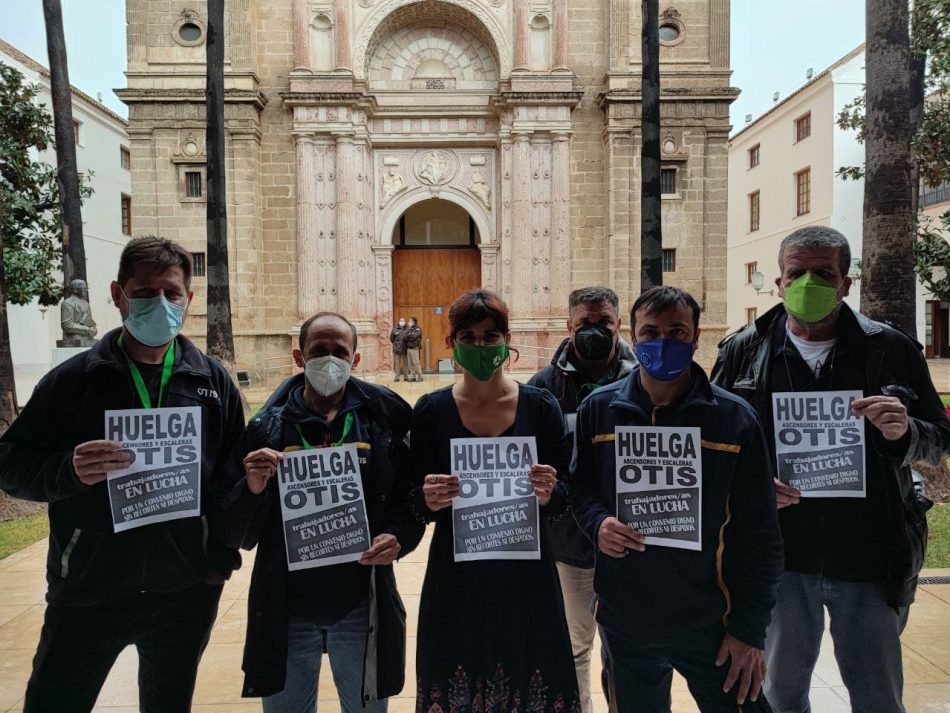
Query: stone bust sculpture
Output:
[[58, 279, 98, 347]]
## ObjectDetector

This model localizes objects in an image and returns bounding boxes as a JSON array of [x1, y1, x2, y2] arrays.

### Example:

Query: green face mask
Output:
[[783, 272, 841, 323], [453, 343, 510, 381]]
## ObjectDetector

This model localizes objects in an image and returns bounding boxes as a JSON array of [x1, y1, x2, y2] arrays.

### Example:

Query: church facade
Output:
[[118, 0, 735, 372]]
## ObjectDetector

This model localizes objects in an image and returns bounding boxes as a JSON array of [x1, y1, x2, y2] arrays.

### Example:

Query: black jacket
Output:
[[528, 337, 637, 567], [711, 303, 950, 607], [390, 326, 408, 353], [220, 375, 424, 701], [0, 329, 244, 606], [570, 366, 783, 649], [404, 326, 423, 350]]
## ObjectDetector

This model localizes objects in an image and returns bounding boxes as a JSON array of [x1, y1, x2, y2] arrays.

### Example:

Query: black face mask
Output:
[[573, 323, 615, 362]]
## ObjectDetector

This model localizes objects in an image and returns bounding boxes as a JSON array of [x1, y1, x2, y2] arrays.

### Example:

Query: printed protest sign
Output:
[[614, 426, 702, 551], [771, 390, 866, 498], [277, 444, 371, 570], [451, 437, 540, 562], [104, 407, 202, 533]]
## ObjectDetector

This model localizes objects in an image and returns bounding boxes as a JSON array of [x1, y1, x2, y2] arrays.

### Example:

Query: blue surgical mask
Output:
[[122, 290, 187, 347], [635, 338, 694, 382]]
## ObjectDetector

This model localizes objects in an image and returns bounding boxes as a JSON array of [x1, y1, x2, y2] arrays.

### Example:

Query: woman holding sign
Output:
[[409, 289, 580, 711]]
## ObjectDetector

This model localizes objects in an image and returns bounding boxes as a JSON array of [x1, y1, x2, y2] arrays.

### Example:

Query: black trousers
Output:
[[24, 582, 223, 713], [601, 625, 774, 713]]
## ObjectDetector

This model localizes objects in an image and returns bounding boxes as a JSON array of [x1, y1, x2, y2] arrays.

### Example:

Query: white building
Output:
[[1, 38, 131, 384], [726, 44, 939, 349], [920, 182, 950, 358], [727, 45, 866, 332]]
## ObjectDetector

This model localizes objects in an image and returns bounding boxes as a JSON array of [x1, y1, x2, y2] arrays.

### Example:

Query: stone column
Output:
[[293, 0, 310, 71], [499, 138, 514, 301], [334, 0, 351, 72], [371, 244, 395, 371], [480, 244, 500, 291], [530, 135, 553, 316], [315, 138, 338, 312], [551, 132, 572, 305], [553, 0, 568, 70], [511, 132, 532, 310], [295, 133, 319, 317], [335, 134, 360, 313], [514, 0, 529, 71]]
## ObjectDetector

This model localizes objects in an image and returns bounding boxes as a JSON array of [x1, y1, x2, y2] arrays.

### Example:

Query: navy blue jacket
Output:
[[570, 365, 783, 649]]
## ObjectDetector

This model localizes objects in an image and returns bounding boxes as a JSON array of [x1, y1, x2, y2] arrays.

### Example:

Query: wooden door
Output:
[[941, 304, 950, 358], [393, 248, 481, 369]]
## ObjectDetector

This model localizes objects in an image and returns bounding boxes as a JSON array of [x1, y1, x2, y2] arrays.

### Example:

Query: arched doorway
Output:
[[392, 198, 481, 371]]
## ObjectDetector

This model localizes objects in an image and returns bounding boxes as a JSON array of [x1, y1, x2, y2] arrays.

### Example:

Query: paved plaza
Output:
[[2, 369, 950, 711]]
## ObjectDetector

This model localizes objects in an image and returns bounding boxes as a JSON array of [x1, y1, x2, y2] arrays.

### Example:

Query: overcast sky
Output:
[[0, 0, 866, 132]]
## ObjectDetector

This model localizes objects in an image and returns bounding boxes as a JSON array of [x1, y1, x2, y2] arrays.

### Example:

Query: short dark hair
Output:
[[117, 236, 193, 289], [569, 286, 620, 316], [630, 286, 701, 332], [298, 312, 358, 352], [778, 226, 851, 276]]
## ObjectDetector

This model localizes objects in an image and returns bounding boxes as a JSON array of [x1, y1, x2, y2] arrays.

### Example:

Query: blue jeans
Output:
[[764, 572, 909, 713], [263, 604, 387, 713]]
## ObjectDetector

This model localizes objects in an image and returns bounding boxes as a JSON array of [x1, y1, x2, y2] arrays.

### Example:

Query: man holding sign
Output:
[[0, 237, 245, 712], [713, 227, 950, 713], [219, 312, 423, 711], [572, 286, 783, 712]]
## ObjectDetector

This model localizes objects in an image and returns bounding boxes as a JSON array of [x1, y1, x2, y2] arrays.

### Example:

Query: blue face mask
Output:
[[122, 290, 187, 347], [635, 338, 694, 382]]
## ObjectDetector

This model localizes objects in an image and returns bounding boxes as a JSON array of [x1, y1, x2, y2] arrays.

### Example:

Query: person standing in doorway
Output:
[[390, 317, 409, 382], [405, 317, 424, 382]]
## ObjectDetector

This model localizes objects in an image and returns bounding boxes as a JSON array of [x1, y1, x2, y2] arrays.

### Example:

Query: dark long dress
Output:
[[410, 384, 580, 713]]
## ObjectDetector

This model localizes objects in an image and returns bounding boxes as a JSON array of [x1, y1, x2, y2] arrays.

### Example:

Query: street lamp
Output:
[[751, 270, 773, 296]]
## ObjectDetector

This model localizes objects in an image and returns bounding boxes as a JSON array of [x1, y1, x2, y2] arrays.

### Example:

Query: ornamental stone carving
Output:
[[416, 150, 454, 185], [469, 168, 491, 207], [381, 166, 407, 205]]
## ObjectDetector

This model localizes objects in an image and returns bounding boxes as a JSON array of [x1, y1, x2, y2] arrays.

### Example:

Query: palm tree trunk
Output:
[[42, 0, 86, 285], [861, 0, 915, 333], [0, 230, 19, 434], [205, 0, 237, 371], [640, 0, 662, 291]]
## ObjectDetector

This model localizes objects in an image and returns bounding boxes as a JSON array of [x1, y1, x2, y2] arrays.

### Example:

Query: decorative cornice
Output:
[[279, 91, 377, 111], [493, 91, 585, 108], [597, 87, 741, 106], [114, 88, 268, 109]]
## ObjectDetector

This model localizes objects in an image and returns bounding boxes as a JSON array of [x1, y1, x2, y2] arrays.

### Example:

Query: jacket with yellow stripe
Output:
[[570, 364, 783, 649]]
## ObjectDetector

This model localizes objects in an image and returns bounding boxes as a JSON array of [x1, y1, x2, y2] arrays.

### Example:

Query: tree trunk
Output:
[[0, 231, 19, 435], [640, 0, 662, 291], [42, 0, 86, 285], [861, 0, 915, 333], [205, 0, 237, 371]]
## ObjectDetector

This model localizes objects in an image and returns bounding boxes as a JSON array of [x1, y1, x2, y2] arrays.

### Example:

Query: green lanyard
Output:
[[295, 411, 354, 450], [117, 335, 176, 409]]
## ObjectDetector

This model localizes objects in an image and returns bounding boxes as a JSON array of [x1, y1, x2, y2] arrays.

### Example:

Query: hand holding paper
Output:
[[715, 633, 766, 705], [852, 395, 909, 441], [72, 440, 131, 485], [774, 478, 801, 509], [423, 473, 459, 511], [598, 517, 646, 558], [529, 464, 557, 506], [360, 533, 401, 566], [243, 448, 283, 495]]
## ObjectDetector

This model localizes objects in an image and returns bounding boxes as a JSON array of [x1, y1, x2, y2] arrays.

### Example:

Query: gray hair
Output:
[[778, 226, 851, 276], [568, 286, 620, 316]]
